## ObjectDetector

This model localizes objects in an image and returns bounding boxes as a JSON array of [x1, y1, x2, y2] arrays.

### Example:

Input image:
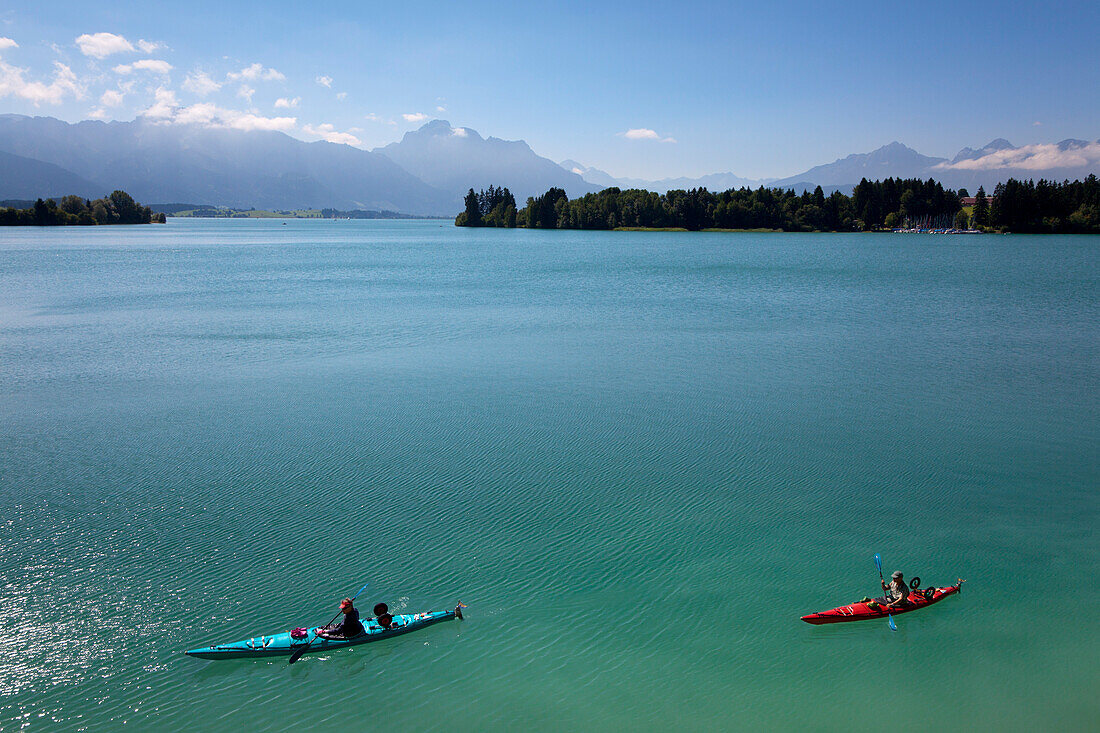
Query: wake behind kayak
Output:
[[185, 605, 464, 661]]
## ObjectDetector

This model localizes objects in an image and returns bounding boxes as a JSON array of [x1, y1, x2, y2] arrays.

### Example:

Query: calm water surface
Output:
[[1, 220, 1097, 731]]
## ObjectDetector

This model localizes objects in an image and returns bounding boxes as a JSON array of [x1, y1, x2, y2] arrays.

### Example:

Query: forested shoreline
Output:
[[456, 176, 1100, 234], [0, 191, 166, 226]]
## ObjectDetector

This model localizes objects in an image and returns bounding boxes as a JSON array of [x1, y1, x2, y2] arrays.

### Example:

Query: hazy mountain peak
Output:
[[399, 119, 484, 143], [557, 159, 621, 188], [770, 141, 946, 190], [377, 123, 598, 204], [1055, 138, 1089, 151], [559, 159, 585, 174], [983, 138, 1015, 151], [952, 138, 1016, 163], [421, 119, 452, 133]]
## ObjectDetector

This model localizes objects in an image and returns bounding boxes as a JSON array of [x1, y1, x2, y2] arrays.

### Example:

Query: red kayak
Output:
[[801, 581, 964, 625]]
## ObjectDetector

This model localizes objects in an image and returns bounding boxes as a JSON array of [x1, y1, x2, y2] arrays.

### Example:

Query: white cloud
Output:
[[452, 127, 468, 137], [315, 75, 333, 87], [436, 105, 446, 112], [230, 112, 297, 131], [336, 91, 347, 100], [76, 32, 134, 58], [621, 127, 676, 143], [100, 88, 124, 106], [88, 107, 109, 120], [302, 122, 361, 146], [935, 141, 1100, 172], [274, 96, 299, 109], [0, 60, 83, 105], [227, 62, 284, 82], [136, 39, 161, 53], [172, 101, 218, 125], [364, 112, 396, 126], [141, 86, 178, 119], [183, 70, 221, 96], [114, 59, 173, 75], [0, 37, 17, 52], [236, 84, 255, 102], [141, 91, 296, 132], [402, 112, 427, 122]]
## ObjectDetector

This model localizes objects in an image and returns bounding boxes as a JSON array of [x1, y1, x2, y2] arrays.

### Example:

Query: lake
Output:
[[1, 219, 1097, 731]]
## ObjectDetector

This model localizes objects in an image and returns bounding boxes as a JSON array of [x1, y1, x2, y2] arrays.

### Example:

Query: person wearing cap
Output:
[[317, 598, 364, 639], [882, 571, 911, 608]]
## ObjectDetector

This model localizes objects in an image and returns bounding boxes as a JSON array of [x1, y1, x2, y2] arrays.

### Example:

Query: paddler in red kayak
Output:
[[882, 571, 911, 608]]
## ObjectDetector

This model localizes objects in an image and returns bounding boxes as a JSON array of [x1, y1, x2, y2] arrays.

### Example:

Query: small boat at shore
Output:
[[801, 581, 963, 625], [185, 605, 464, 660]]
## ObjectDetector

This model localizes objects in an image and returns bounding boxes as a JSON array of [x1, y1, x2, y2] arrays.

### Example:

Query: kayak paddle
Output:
[[873, 554, 897, 632], [289, 582, 369, 665]]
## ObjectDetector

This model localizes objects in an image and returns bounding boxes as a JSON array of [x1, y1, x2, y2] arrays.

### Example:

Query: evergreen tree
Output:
[[463, 188, 482, 226], [973, 186, 990, 227]]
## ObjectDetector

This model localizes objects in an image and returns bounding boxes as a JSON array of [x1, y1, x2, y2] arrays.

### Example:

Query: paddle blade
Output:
[[288, 647, 308, 665], [888, 615, 897, 632], [874, 554, 883, 572]]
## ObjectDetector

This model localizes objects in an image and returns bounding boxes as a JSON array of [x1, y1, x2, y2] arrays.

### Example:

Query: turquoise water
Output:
[[1, 220, 1097, 731]]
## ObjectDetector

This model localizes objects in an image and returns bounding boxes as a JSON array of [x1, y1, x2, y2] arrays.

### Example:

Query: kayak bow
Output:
[[801, 582, 963, 625], [185, 605, 463, 660]]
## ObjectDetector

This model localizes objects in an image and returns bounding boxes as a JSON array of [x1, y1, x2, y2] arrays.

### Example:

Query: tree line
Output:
[[456, 176, 1100, 233], [456, 186, 517, 227], [0, 191, 166, 226]]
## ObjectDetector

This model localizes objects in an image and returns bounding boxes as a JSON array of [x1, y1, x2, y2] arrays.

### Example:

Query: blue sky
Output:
[[1, 0, 1097, 179]]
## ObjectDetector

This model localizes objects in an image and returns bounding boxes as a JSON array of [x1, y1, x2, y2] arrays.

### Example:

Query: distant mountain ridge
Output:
[[561, 137, 1100, 197], [1, 114, 1096, 213], [0, 148, 105, 200], [376, 121, 599, 209], [769, 141, 948, 190], [0, 115, 451, 214]]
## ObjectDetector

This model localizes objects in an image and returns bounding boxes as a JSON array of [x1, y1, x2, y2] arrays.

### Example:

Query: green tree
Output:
[[973, 186, 990, 227], [953, 209, 970, 229], [462, 188, 481, 226], [109, 190, 142, 223], [59, 195, 87, 216]]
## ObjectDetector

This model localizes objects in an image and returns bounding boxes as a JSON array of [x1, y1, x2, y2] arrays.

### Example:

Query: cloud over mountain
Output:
[[935, 140, 1100, 171]]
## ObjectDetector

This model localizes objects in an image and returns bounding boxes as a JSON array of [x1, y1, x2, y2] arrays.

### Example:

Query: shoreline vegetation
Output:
[[1, 191, 165, 226], [457, 176, 1100, 234]]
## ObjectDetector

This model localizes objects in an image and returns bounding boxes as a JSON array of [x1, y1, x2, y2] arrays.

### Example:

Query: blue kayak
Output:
[[185, 605, 463, 661]]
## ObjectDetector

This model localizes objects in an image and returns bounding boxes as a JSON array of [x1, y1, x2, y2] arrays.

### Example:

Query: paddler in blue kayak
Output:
[[882, 571, 911, 608], [316, 597, 364, 639]]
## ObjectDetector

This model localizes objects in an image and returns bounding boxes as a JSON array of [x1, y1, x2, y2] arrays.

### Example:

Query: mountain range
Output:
[[0, 114, 1097, 215], [0, 115, 595, 215], [380, 121, 599, 211], [565, 139, 1100, 195]]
